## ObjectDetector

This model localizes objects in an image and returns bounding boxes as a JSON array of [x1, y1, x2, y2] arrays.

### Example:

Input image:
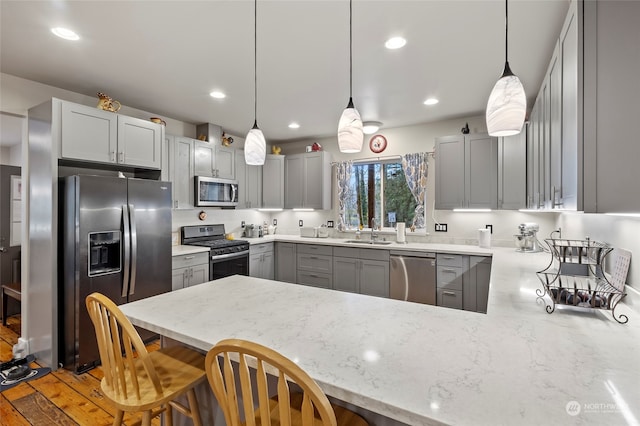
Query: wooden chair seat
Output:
[[103, 345, 206, 412], [86, 293, 205, 426], [206, 338, 369, 426]]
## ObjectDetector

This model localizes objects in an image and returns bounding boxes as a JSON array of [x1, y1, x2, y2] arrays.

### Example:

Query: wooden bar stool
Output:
[[1, 282, 21, 326]]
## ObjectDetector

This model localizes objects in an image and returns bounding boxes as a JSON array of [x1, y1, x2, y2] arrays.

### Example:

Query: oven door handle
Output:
[[210, 251, 249, 262]]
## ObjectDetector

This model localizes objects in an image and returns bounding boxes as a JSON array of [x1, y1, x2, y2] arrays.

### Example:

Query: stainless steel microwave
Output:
[[195, 176, 238, 207]]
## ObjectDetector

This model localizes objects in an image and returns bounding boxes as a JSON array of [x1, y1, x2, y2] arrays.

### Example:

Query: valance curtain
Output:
[[335, 161, 353, 231], [401, 153, 429, 228]]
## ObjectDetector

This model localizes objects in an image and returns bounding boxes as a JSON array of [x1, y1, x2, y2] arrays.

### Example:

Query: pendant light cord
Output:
[[349, 0, 353, 99], [504, 0, 509, 64], [254, 0, 258, 125]]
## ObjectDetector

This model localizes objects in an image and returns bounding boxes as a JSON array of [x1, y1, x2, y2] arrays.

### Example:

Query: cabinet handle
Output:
[[442, 269, 458, 273], [309, 274, 318, 278], [110, 151, 116, 162], [184, 256, 195, 260], [443, 291, 457, 296], [442, 256, 455, 260], [119, 151, 124, 163], [190, 268, 193, 278], [174, 200, 178, 208]]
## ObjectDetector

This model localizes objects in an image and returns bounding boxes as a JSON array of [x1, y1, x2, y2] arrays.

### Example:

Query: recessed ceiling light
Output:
[[385, 37, 406, 50], [288, 122, 300, 129], [362, 121, 382, 135], [209, 91, 226, 99], [51, 27, 79, 41], [424, 98, 439, 106]]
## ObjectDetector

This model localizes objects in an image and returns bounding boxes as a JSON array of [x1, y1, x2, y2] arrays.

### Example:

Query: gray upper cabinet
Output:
[[498, 128, 527, 210], [170, 136, 194, 209], [262, 154, 285, 209], [235, 149, 262, 209], [434, 135, 464, 209], [194, 139, 235, 179], [60, 101, 162, 169], [435, 133, 497, 209], [285, 152, 332, 210], [548, 41, 563, 209]]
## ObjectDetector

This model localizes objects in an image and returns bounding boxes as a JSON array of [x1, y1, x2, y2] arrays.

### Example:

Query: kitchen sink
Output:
[[344, 240, 393, 245]]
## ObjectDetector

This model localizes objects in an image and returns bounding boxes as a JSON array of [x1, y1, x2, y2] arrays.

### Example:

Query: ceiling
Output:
[[0, 0, 570, 145]]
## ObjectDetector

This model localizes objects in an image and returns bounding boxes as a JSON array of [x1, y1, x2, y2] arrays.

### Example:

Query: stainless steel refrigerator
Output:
[[60, 175, 172, 373]]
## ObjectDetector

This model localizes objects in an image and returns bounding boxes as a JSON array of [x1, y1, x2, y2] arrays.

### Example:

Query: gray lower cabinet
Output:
[[463, 256, 492, 314], [332, 247, 389, 297], [250, 242, 274, 280], [436, 253, 492, 313], [172, 252, 209, 290], [296, 244, 332, 289], [275, 242, 296, 283]]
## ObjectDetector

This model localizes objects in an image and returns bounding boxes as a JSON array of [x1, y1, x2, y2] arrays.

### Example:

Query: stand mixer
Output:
[[514, 223, 542, 252]]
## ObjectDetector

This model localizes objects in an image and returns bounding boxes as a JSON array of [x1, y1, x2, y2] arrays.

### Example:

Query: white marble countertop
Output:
[[121, 247, 640, 426], [246, 234, 493, 257], [171, 245, 211, 256]]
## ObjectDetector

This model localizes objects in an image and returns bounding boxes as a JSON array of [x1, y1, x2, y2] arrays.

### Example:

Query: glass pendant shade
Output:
[[244, 123, 266, 165], [337, 99, 364, 153], [486, 66, 526, 136]]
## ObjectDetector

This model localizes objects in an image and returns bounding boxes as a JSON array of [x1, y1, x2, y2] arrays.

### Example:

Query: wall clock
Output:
[[369, 134, 387, 153]]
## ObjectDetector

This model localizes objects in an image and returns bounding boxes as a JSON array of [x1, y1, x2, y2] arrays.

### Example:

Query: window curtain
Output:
[[335, 161, 353, 231], [401, 153, 428, 228]]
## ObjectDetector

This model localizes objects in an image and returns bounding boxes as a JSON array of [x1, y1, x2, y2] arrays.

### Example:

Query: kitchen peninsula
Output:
[[123, 246, 640, 426]]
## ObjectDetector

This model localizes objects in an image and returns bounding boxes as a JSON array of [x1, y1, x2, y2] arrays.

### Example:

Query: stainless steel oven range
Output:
[[181, 224, 249, 280]]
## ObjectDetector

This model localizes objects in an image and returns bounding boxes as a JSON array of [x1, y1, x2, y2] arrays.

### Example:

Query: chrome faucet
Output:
[[370, 218, 379, 242]]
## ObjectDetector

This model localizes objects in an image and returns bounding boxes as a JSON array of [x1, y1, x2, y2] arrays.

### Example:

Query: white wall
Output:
[[557, 212, 639, 293]]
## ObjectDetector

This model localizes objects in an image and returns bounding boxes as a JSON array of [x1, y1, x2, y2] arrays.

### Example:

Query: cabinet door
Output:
[[275, 242, 296, 283], [560, 2, 579, 211], [189, 264, 209, 286], [246, 163, 262, 209], [262, 155, 285, 208], [117, 115, 162, 169], [284, 155, 304, 209], [498, 130, 526, 210], [215, 145, 235, 179], [435, 135, 464, 209], [297, 271, 332, 289], [172, 137, 194, 209], [161, 134, 173, 182], [262, 251, 275, 280], [194, 140, 215, 177], [465, 134, 498, 209], [540, 77, 551, 208], [437, 289, 463, 310], [235, 150, 248, 208], [304, 153, 324, 209], [548, 42, 563, 209], [249, 252, 262, 278], [61, 101, 117, 163], [530, 102, 541, 208], [172, 266, 188, 291], [333, 257, 359, 293], [359, 259, 389, 298]]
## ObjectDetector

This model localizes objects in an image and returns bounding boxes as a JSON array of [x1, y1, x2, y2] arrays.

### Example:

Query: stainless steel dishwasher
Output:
[[390, 250, 437, 305]]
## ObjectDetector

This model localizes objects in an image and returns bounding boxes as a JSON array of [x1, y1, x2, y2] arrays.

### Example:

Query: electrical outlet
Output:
[[241, 221, 245, 227], [299, 220, 303, 227], [273, 219, 278, 226], [327, 220, 334, 228], [485, 224, 493, 234], [435, 223, 448, 232]]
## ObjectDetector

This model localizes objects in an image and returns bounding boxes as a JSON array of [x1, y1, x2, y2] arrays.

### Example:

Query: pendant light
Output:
[[245, 0, 266, 165], [486, 0, 526, 137], [337, 0, 363, 153]]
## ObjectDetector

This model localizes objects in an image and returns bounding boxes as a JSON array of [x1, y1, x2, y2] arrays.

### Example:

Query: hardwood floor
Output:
[[0, 316, 161, 426]]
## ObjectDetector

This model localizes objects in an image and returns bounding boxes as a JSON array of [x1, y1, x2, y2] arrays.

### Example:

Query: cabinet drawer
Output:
[[437, 288, 463, 310], [297, 244, 332, 256], [172, 252, 209, 269], [437, 266, 463, 290], [250, 242, 274, 255], [297, 271, 332, 289], [297, 254, 332, 274], [333, 246, 389, 261], [437, 253, 464, 268]]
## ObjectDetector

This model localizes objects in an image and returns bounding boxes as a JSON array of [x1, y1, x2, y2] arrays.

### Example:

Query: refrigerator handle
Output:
[[129, 203, 138, 296], [122, 204, 131, 298], [231, 184, 237, 203]]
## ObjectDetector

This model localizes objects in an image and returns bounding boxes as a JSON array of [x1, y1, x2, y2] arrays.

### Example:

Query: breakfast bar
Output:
[[120, 248, 640, 426]]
